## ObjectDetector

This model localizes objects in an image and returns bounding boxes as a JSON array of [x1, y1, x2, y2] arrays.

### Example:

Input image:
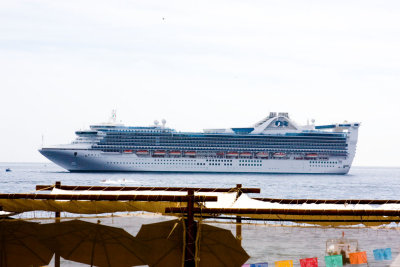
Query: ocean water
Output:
[[1, 163, 400, 266]]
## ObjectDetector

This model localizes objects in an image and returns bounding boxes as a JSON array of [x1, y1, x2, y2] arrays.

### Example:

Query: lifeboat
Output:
[[216, 152, 225, 156], [240, 152, 252, 157], [136, 150, 149, 155], [184, 151, 196, 157], [256, 152, 269, 158], [273, 152, 286, 158], [306, 153, 318, 158], [169, 151, 181, 156], [153, 151, 166, 156], [226, 152, 239, 157], [123, 149, 133, 153]]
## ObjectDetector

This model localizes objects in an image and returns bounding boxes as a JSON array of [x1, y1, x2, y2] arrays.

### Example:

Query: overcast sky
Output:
[[1, 0, 400, 166]]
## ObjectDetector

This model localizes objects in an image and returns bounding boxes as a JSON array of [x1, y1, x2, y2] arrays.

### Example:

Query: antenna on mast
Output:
[[110, 109, 117, 123]]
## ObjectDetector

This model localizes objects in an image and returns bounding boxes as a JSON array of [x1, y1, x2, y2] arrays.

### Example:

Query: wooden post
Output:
[[55, 181, 61, 219], [236, 184, 242, 245], [54, 181, 61, 267], [185, 189, 196, 267]]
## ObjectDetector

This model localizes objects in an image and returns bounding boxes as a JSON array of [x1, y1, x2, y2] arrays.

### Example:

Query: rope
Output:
[[195, 219, 202, 267], [181, 218, 186, 267]]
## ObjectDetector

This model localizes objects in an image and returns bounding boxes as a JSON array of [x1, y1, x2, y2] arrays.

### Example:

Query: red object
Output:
[[300, 257, 318, 267]]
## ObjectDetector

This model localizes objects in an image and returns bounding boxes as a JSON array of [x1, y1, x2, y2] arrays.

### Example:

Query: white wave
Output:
[[100, 178, 140, 185]]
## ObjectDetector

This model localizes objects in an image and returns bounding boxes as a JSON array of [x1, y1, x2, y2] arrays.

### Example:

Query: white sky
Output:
[[1, 0, 400, 166]]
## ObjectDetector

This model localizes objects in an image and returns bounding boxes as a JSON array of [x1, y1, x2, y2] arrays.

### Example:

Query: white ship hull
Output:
[[40, 148, 351, 174]]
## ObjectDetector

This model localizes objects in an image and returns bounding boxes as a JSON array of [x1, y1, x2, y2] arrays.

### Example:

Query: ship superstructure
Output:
[[39, 112, 360, 174]]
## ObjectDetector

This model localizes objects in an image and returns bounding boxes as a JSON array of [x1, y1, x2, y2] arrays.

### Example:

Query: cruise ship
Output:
[[39, 111, 360, 174]]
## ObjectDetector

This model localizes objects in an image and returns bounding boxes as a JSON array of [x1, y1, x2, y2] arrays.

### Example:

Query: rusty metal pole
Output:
[[54, 181, 61, 267], [185, 189, 196, 267], [236, 184, 242, 245]]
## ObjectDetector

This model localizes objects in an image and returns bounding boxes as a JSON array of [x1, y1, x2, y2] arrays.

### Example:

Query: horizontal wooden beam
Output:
[[253, 198, 400, 205], [197, 215, 400, 223], [36, 185, 260, 193], [0, 194, 217, 202], [165, 207, 400, 216]]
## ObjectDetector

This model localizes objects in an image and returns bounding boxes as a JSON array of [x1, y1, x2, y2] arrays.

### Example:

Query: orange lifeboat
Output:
[[184, 151, 196, 157], [256, 152, 269, 158], [169, 151, 181, 156], [136, 150, 149, 155], [123, 150, 133, 153], [240, 152, 252, 157], [153, 151, 166, 156], [273, 152, 286, 158], [306, 153, 318, 158], [226, 152, 239, 157]]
